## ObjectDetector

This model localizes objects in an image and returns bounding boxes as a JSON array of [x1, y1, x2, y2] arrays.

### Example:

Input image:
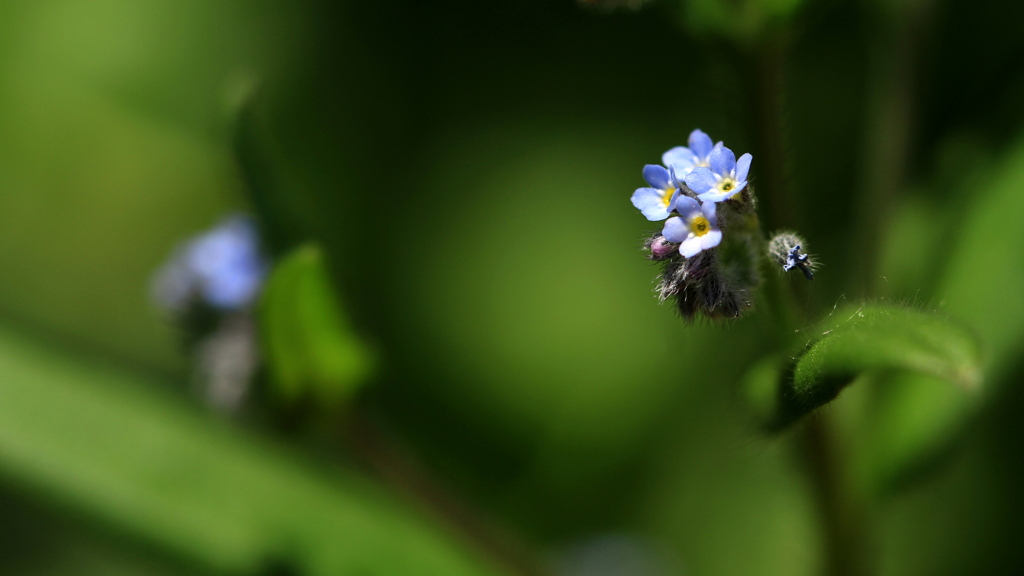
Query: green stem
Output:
[[747, 29, 798, 232], [850, 0, 936, 296], [799, 415, 870, 576], [742, 26, 871, 576]]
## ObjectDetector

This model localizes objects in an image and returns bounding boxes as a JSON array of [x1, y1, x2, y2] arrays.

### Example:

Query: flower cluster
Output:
[[630, 129, 759, 320], [631, 129, 815, 321], [631, 129, 752, 259], [151, 214, 268, 412]]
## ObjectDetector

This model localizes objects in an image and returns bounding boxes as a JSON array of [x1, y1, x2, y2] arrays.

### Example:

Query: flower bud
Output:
[[644, 234, 678, 261], [768, 232, 815, 280]]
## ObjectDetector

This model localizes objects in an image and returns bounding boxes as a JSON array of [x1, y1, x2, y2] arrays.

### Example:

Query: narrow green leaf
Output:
[[260, 243, 374, 407], [230, 81, 299, 256], [746, 304, 982, 431], [0, 325, 500, 576]]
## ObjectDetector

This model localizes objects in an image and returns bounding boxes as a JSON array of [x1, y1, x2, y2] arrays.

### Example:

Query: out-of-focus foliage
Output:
[[933, 136, 1024, 383], [261, 243, 374, 408], [678, 0, 806, 41], [0, 323, 501, 576], [0, 0, 302, 373]]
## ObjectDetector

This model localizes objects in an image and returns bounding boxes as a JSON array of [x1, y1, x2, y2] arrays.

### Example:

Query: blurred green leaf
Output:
[[936, 136, 1024, 384], [0, 1, 308, 375], [231, 81, 301, 257], [679, 0, 805, 42], [261, 243, 374, 408], [0, 324, 498, 576], [854, 372, 975, 495], [846, 135, 1024, 496], [746, 304, 982, 431]]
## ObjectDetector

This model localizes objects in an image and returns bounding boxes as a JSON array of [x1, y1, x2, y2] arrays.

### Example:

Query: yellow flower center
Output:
[[661, 187, 675, 207], [720, 179, 734, 193], [690, 215, 710, 237]]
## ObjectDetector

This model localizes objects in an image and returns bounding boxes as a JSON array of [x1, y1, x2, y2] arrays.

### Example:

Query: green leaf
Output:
[[849, 135, 1024, 495], [745, 304, 982, 431], [853, 372, 976, 495], [230, 81, 299, 256], [229, 78, 339, 260], [260, 243, 374, 408], [0, 324, 500, 576], [936, 136, 1024, 384]]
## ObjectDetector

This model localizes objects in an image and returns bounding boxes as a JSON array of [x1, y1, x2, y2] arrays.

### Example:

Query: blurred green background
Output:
[[0, 0, 1022, 574]]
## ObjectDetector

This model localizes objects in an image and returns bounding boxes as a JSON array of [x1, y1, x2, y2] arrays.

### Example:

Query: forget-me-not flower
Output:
[[662, 196, 722, 258], [661, 129, 716, 179], [631, 164, 681, 221], [153, 215, 267, 312], [684, 144, 752, 203]]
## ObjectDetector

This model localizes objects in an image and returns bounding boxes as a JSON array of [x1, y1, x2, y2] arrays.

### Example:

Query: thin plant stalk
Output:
[[743, 27, 871, 576], [850, 0, 937, 296]]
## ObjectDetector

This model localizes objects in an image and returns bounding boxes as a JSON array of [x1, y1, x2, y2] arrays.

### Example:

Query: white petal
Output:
[[700, 229, 722, 250], [679, 236, 703, 258]]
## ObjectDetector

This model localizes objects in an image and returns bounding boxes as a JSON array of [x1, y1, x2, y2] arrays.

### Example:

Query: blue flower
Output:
[[661, 129, 717, 179], [153, 215, 267, 312], [662, 196, 722, 258], [631, 164, 681, 221], [684, 144, 752, 203]]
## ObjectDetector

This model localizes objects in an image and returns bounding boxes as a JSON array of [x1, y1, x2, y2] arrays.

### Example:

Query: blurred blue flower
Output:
[[631, 164, 680, 221], [662, 196, 722, 258], [684, 144, 752, 203], [153, 215, 267, 312], [661, 128, 716, 179]]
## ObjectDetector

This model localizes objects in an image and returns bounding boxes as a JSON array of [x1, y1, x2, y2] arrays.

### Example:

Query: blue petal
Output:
[[688, 129, 714, 159], [672, 195, 701, 218], [662, 216, 688, 243], [204, 268, 263, 309], [708, 144, 736, 177], [700, 201, 719, 226], [700, 229, 723, 250], [735, 153, 752, 182], [679, 236, 703, 258], [643, 164, 671, 190], [684, 167, 718, 195], [631, 188, 672, 221], [185, 217, 267, 310], [662, 147, 698, 176]]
